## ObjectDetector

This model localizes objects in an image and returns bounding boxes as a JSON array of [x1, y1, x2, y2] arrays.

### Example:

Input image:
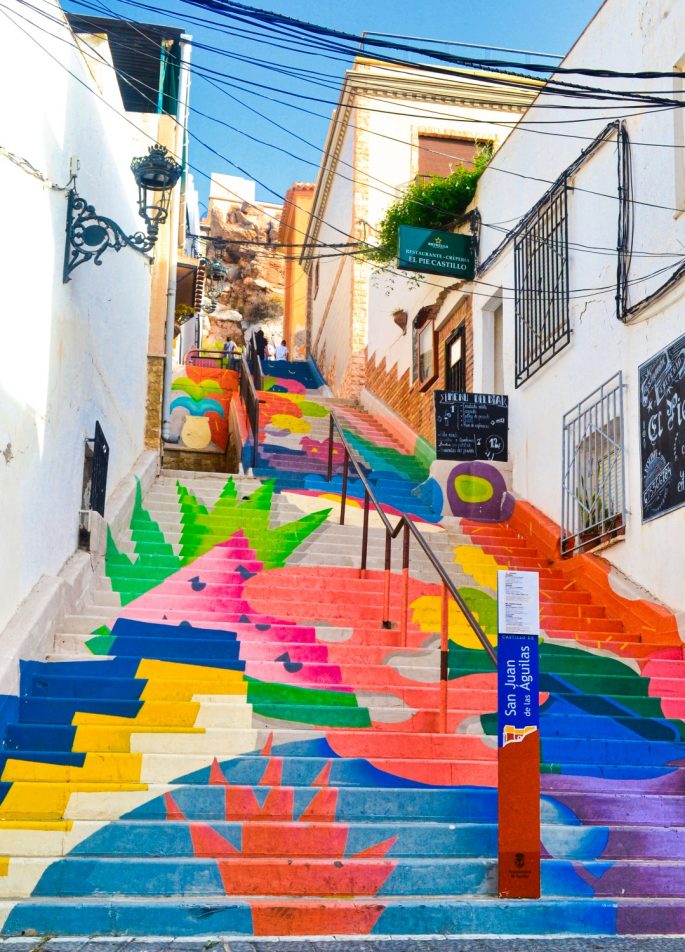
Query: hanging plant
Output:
[[364, 146, 491, 266]]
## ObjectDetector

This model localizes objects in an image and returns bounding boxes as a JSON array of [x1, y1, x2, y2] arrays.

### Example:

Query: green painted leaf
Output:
[[179, 477, 331, 568], [105, 479, 181, 605]]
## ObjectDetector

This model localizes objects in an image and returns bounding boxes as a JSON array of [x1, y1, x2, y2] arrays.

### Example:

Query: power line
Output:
[[66, 0, 685, 109], [29, 0, 685, 231], [8, 1, 685, 306]]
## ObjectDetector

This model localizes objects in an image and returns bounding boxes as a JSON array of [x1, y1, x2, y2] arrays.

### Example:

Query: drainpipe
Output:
[[161, 34, 192, 441]]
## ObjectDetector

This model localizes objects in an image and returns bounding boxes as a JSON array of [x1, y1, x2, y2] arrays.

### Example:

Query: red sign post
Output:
[[497, 570, 541, 899]]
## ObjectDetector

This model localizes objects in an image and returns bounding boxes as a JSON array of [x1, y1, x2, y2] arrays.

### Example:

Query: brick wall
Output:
[[144, 355, 165, 451], [366, 295, 473, 446]]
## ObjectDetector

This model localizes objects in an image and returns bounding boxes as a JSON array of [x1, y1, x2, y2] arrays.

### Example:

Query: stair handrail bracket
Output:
[[326, 408, 497, 697]]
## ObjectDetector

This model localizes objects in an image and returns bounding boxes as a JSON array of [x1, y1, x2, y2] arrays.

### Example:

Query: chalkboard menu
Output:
[[639, 331, 685, 522], [434, 391, 508, 461]]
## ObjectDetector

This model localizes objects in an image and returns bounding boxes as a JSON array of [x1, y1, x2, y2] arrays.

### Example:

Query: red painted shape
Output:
[[299, 787, 337, 822], [311, 760, 332, 787], [209, 758, 228, 786], [242, 822, 348, 858], [225, 786, 295, 821], [164, 792, 186, 821], [503, 500, 681, 648], [259, 757, 283, 787], [250, 900, 385, 936], [352, 836, 397, 858], [218, 857, 395, 897], [189, 822, 239, 857], [261, 733, 274, 756]]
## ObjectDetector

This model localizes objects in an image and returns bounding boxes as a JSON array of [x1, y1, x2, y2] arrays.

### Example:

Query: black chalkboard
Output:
[[639, 331, 685, 522], [434, 391, 508, 461]]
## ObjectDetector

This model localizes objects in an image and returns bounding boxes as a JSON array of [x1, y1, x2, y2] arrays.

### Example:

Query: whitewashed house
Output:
[[0, 0, 189, 683], [468, 0, 685, 610], [302, 57, 537, 449]]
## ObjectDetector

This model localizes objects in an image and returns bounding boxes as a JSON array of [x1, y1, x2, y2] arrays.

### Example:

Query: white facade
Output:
[[470, 0, 685, 611], [0, 0, 159, 633], [303, 59, 537, 397]]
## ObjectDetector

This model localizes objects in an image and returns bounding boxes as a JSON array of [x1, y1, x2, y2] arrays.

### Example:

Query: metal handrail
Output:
[[252, 348, 264, 392], [239, 354, 260, 468], [185, 348, 225, 367], [326, 408, 497, 717]]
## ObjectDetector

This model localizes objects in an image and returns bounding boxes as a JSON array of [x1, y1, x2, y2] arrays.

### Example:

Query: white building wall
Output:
[[310, 127, 355, 391], [472, 0, 685, 610], [0, 0, 154, 633]]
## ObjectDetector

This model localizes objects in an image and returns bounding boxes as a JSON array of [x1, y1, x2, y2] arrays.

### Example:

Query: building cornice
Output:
[[301, 60, 540, 265]]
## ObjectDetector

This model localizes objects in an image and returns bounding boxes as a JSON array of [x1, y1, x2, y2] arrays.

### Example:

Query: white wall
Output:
[[310, 127, 355, 391], [472, 0, 685, 610], [360, 86, 527, 386], [0, 0, 154, 633]]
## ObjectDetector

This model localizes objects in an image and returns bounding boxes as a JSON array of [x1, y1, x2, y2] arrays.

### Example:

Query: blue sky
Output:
[[63, 0, 604, 207]]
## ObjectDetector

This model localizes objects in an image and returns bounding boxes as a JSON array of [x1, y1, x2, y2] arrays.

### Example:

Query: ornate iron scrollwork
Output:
[[63, 189, 153, 282]]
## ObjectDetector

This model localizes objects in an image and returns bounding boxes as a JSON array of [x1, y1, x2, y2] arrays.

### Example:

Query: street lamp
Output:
[[63, 144, 183, 282]]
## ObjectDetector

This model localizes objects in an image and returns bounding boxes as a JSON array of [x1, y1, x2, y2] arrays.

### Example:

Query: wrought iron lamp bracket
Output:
[[63, 189, 153, 283]]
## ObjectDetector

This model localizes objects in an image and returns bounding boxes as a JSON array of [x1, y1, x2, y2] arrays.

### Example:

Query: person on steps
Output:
[[275, 339, 289, 361], [254, 328, 267, 360]]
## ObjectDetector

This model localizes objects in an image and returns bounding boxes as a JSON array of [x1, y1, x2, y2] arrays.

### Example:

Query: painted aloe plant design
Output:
[[106, 476, 331, 606]]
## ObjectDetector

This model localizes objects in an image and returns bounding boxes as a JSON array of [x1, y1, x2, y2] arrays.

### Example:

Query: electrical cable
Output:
[[7, 2, 685, 306]]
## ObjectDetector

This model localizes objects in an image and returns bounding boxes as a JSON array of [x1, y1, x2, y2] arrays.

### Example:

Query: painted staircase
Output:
[[0, 367, 684, 937]]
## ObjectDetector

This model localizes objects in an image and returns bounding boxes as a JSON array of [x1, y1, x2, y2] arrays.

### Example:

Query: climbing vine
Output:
[[364, 146, 491, 266]]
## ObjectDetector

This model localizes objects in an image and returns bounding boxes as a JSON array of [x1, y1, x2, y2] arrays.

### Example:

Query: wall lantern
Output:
[[63, 144, 183, 283], [202, 254, 229, 314]]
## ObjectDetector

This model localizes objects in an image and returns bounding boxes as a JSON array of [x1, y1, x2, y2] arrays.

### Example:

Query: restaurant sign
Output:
[[397, 225, 474, 279]]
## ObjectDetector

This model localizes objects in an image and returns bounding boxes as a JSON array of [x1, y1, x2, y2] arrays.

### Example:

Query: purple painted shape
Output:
[[617, 901, 685, 934], [446, 461, 515, 522]]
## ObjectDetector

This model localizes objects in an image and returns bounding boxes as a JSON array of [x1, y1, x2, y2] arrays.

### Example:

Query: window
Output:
[[561, 372, 625, 555], [445, 325, 466, 391], [417, 135, 479, 180], [514, 183, 570, 387], [412, 305, 438, 388]]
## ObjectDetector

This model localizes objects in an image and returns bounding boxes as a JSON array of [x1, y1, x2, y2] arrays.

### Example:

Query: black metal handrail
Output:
[[326, 410, 497, 692], [239, 354, 260, 468], [185, 348, 225, 367], [251, 347, 263, 392]]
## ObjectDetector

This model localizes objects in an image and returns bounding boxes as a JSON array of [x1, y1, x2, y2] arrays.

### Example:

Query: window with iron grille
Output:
[[561, 372, 625, 555], [514, 183, 570, 387], [445, 325, 466, 392]]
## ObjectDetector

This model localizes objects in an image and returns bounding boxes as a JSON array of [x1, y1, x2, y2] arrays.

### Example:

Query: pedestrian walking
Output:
[[266, 339, 276, 360], [254, 328, 267, 360], [222, 337, 236, 370], [275, 339, 289, 361]]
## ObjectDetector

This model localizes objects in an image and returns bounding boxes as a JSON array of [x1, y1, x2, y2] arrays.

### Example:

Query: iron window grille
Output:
[[561, 371, 626, 555], [514, 182, 570, 387], [445, 325, 467, 392]]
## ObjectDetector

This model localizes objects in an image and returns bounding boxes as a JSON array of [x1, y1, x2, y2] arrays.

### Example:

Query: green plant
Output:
[[174, 303, 195, 325], [364, 146, 491, 265], [575, 467, 616, 532]]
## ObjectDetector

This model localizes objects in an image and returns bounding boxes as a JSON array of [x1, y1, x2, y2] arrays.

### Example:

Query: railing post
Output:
[[400, 521, 410, 647], [361, 488, 370, 578], [382, 528, 392, 629], [252, 399, 259, 469], [327, 414, 334, 483], [440, 582, 449, 734], [340, 450, 349, 525]]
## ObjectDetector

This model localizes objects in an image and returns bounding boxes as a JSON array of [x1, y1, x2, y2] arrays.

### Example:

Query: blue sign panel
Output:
[[497, 634, 539, 749]]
